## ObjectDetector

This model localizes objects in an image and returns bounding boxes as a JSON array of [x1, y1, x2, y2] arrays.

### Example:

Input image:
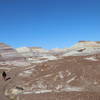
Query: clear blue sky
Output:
[[0, 0, 100, 49]]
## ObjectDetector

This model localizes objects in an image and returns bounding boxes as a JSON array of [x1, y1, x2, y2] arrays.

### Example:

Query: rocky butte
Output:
[[0, 41, 100, 100]]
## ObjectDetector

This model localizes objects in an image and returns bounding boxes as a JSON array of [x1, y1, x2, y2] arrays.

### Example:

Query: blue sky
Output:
[[0, 0, 100, 49]]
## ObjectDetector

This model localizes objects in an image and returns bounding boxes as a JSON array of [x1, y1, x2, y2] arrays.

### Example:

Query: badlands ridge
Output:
[[0, 41, 100, 100]]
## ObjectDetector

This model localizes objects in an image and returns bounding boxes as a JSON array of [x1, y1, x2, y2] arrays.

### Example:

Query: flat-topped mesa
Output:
[[96, 41, 100, 44], [62, 41, 100, 57], [0, 43, 29, 66], [78, 41, 100, 44], [71, 41, 100, 48]]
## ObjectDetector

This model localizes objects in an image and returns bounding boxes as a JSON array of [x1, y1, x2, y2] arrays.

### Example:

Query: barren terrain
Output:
[[1, 41, 100, 100]]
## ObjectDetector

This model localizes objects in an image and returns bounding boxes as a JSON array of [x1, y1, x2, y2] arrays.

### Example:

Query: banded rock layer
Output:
[[0, 43, 29, 67], [1, 41, 100, 100]]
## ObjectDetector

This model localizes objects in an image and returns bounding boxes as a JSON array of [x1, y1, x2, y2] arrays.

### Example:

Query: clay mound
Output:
[[0, 43, 29, 67]]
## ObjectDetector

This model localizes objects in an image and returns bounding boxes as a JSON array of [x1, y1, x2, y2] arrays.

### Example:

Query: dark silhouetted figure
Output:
[[2, 71, 7, 81]]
